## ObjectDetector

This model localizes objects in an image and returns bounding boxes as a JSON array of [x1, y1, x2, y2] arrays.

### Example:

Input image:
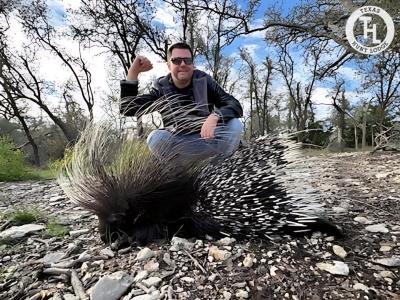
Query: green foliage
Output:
[[2, 207, 69, 238], [108, 139, 152, 175], [29, 168, 57, 180], [0, 137, 32, 181], [46, 223, 69, 237], [304, 121, 332, 147], [8, 207, 45, 225], [48, 147, 73, 177]]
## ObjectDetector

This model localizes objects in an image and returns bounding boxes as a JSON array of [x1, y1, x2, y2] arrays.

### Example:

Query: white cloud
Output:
[[337, 66, 359, 81], [154, 3, 176, 28], [6, 17, 25, 49], [242, 43, 260, 57], [60, 0, 81, 9], [312, 87, 333, 105]]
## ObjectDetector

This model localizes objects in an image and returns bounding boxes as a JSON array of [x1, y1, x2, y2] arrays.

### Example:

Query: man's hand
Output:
[[201, 113, 219, 139], [127, 56, 153, 80]]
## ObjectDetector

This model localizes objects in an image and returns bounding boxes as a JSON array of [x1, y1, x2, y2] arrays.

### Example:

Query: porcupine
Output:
[[58, 95, 341, 246]]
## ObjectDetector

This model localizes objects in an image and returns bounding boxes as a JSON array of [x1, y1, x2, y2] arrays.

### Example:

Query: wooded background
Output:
[[0, 0, 399, 167]]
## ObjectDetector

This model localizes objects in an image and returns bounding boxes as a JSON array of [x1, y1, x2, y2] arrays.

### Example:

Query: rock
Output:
[[332, 245, 347, 258], [136, 248, 155, 261], [81, 262, 89, 273], [169, 237, 194, 251], [373, 256, 400, 267], [332, 207, 347, 214], [208, 274, 217, 282], [379, 245, 392, 252], [69, 229, 90, 237], [180, 277, 195, 283], [374, 270, 395, 279], [144, 259, 159, 272], [163, 253, 173, 266], [99, 248, 115, 258], [78, 252, 92, 261], [49, 195, 65, 202], [365, 224, 389, 233], [354, 216, 372, 224], [223, 291, 232, 300], [41, 252, 66, 264], [353, 282, 377, 294], [375, 172, 389, 179], [270, 266, 279, 276], [0, 224, 45, 239], [322, 252, 332, 259], [63, 295, 79, 300], [142, 276, 162, 288], [133, 270, 149, 283], [235, 290, 249, 299], [208, 246, 231, 261], [131, 291, 160, 300], [215, 237, 236, 246], [232, 282, 246, 288], [353, 282, 369, 292], [90, 271, 134, 300], [316, 261, 349, 276], [243, 254, 253, 267]]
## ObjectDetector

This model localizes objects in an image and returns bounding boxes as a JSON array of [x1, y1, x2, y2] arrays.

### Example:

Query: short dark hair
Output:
[[167, 42, 193, 60]]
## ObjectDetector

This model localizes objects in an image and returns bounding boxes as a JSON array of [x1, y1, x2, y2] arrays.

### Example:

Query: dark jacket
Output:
[[120, 70, 243, 129]]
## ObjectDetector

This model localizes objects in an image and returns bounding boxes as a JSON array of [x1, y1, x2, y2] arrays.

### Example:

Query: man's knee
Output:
[[225, 118, 243, 136], [146, 129, 173, 153], [216, 118, 243, 139], [214, 118, 243, 157]]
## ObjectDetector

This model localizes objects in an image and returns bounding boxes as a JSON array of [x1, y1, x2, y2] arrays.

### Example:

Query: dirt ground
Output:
[[0, 151, 399, 300]]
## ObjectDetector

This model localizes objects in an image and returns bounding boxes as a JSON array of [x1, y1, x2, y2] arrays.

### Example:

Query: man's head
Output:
[[167, 42, 194, 88]]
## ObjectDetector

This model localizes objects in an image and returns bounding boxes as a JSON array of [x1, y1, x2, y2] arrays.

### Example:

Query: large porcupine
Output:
[[59, 96, 341, 245]]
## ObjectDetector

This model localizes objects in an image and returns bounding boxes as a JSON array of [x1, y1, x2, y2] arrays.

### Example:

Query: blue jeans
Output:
[[146, 118, 243, 166]]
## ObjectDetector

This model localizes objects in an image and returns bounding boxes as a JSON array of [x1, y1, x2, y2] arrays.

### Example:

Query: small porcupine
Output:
[[58, 96, 341, 245]]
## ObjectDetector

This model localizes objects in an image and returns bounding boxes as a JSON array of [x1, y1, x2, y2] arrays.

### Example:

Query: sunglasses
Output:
[[170, 57, 193, 65]]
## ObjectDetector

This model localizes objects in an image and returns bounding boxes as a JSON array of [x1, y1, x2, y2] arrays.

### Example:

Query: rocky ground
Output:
[[0, 151, 399, 300]]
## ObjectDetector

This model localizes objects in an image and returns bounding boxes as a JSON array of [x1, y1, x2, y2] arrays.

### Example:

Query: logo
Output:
[[345, 6, 394, 55]]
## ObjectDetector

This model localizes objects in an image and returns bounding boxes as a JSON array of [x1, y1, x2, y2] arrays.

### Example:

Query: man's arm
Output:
[[120, 56, 159, 116], [120, 80, 161, 116], [200, 75, 243, 139], [206, 75, 243, 122]]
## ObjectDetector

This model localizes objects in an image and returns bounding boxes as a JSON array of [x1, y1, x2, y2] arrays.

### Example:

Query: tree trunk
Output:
[[40, 105, 78, 143], [362, 107, 367, 150], [249, 80, 253, 138], [354, 125, 358, 151], [371, 127, 374, 147]]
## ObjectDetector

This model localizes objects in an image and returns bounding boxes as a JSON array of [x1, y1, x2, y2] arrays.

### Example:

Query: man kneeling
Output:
[[120, 42, 243, 166]]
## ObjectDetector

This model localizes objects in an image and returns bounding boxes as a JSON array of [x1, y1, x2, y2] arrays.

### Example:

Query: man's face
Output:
[[167, 48, 194, 85]]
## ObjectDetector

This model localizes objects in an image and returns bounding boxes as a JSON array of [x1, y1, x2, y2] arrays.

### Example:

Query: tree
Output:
[[71, 0, 167, 73], [19, 0, 95, 120], [360, 51, 400, 134], [240, 48, 273, 137], [0, 85, 41, 166], [274, 41, 326, 141], [217, 0, 400, 76], [0, 41, 80, 143]]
